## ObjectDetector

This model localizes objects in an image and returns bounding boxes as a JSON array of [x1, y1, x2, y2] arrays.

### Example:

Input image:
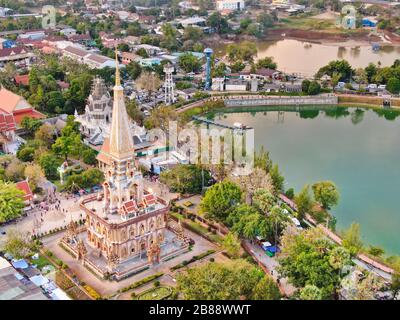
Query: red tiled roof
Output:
[[0, 110, 16, 132], [15, 180, 33, 202], [143, 193, 156, 206], [41, 46, 56, 54], [96, 138, 111, 165], [14, 74, 29, 86], [255, 68, 278, 77], [13, 109, 45, 125], [69, 34, 91, 42], [0, 87, 27, 113], [123, 200, 139, 214], [0, 47, 29, 58], [64, 45, 88, 58], [56, 80, 69, 89]]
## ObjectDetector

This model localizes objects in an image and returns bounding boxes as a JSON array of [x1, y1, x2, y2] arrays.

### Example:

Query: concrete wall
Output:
[[224, 95, 338, 107]]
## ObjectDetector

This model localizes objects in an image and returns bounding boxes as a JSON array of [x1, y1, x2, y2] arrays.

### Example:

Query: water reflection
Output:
[[209, 106, 400, 254]]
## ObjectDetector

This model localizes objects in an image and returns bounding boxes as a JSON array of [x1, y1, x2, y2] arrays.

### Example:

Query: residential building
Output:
[[216, 0, 245, 11], [225, 79, 248, 91], [0, 47, 34, 64], [121, 51, 140, 65], [0, 257, 48, 300], [61, 45, 123, 69], [177, 17, 206, 28]]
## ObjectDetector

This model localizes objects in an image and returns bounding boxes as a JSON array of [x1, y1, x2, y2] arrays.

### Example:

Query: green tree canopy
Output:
[[178, 53, 202, 73], [0, 181, 25, 223], [1, 229, 38, 259], [387, 77, 400, 94], [278, 227, 351, 299], [294, 184, 313, 221], [300, 285, 323, 300], [200, 180, 242, 221], [177, 259, 280, 300], [252, 188, 275, 213], [341, 222, 363, 256], [312, 181, 340, 210], [160, 164, 210, 194]]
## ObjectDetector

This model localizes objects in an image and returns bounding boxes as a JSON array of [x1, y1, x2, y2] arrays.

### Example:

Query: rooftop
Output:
[[81, 191, 168, 224], [0, 257, 48, 300]]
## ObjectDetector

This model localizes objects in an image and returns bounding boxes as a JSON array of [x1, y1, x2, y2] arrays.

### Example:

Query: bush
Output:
[[83, 285, 102, 300], [82, 148, 97, 165], [154, 280, 161, 287], [120, 272, 164, 292], [170, 250, 216, 271], [17, 146, 35, 162]]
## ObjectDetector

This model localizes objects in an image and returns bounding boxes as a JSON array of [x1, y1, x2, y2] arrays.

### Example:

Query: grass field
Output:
[[137, 286, 172, 300], [278, 17, 337, 31]]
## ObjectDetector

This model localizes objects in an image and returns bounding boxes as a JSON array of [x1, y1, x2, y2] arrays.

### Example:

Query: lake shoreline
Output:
[[211, 107, 400, 255], [207, 30, 400, 49]]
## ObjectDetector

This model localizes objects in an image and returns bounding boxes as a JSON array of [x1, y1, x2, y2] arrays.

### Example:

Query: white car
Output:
[[378, 84, 386, 90], [291, 217, 301, 227]]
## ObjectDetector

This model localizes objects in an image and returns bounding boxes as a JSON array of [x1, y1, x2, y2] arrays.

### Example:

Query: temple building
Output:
[[75, 77, 147, 147], [0, 87, 45, 125], [0, 109, 18, 153], [62, 55, 189, 280]]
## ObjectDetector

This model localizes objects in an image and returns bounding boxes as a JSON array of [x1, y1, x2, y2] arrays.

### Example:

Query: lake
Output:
[[210, 106, 400, 255], [213, 39, 400, 77]]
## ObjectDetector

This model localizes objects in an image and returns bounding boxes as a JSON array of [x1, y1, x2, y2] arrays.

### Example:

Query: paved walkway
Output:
[[244, 240, 296, 297], [41, 227, 218, 297], [0, 193, 84, 245]]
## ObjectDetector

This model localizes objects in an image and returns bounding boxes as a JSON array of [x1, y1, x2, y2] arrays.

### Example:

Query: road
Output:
[[244, 240, 296, 297]]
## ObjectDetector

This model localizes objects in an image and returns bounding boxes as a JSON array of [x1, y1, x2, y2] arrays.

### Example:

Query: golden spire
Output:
[[109, 46, 134, 159], [115, 46, 120, 87]]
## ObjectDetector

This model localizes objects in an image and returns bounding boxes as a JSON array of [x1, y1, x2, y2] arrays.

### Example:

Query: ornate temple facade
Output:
[[63, 57, 189, 280], [75, 77, 146, 146]]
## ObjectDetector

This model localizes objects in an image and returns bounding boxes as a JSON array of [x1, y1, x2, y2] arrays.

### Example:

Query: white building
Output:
[[61, 45, 124, 69], [75, 77, 146, 146], [216, 0, 245, 11], [177, 16, 206, 28]]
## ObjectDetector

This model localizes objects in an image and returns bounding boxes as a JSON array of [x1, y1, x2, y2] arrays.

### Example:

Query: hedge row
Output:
[[170, 249, 216, 271], [83, 285, 102, 300], [119, 272, 164, 293]]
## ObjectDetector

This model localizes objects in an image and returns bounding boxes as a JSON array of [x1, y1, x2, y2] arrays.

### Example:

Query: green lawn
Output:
[[31, 254, 54, 270], [170, 211, 224, 244], [137, 286, 172, 300]]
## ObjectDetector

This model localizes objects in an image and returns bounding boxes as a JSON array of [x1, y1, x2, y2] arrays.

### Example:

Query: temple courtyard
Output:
[[41, 226, 220, 297]]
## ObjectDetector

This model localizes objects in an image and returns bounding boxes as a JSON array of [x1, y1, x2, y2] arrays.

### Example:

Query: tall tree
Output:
[[342, 223, 363, 256], [200, 180, 242, 222], [1, 229, 38, 259], [312, 181, 340, 210], [177, 259, 280, 300], [0, 182, 25, 223], [222, 232, 241, 259], [294, 184, 313, 221]]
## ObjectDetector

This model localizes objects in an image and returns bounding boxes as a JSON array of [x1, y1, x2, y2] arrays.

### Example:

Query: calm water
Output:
[[214, 39, 400, 77], [212, 106, 400, 255]]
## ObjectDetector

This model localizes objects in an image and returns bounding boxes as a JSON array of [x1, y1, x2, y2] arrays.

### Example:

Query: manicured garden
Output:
[[136, 286, 172, 300]]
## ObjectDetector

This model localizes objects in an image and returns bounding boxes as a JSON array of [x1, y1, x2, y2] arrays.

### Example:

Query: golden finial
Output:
[[115, 46, 120, 86]]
